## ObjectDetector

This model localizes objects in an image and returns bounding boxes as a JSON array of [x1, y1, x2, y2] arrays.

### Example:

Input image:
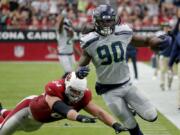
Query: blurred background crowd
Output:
[[0, 0, 180, 31], [0, 0, 96, 30]]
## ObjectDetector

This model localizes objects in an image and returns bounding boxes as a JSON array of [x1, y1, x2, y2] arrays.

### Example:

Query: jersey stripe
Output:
[[115, 31, 133, 36], [82, 36, 99, 49], [58, 53, 73, 55]]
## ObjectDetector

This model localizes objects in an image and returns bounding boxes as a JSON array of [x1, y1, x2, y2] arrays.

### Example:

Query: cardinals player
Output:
[[0, 72, 126, 135]]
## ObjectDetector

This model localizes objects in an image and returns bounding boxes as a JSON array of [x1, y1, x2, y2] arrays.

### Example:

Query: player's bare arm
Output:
[[56, 15, 64, 33], [45, 95, 77, 121], [84, 101, 127, 133], [78, 50, 91, 66], [84, 101, 116, 126], [131, 34, 164, 48], [75, 50, 91, 79], [45, 94, 95, 123], [80, 23, 95, 34]]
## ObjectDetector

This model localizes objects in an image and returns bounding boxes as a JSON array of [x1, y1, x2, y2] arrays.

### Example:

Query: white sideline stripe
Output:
[[129, 62, 180, 129], [42, 125, 171, 135], [43, 125, 107, 128], [42, 125, 170, 131]]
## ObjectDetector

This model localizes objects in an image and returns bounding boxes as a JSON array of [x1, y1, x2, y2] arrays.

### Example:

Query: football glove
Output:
[[112, 122, 128, 134], [76, 114, 96, 123], [75, 66, 90, 79]]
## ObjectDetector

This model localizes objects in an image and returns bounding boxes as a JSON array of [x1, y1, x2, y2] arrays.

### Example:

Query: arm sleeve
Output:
[[52, 101, 72, 118]]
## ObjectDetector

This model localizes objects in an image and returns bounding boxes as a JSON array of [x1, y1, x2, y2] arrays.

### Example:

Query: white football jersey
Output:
[[57, 18, 74, 54], [81, 24, 133, 84]]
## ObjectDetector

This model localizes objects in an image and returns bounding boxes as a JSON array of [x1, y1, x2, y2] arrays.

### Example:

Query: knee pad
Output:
[[142, 108, 158, 122]]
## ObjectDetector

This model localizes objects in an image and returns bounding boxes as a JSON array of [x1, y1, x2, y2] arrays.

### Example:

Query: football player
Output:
[[76, 4, 172, 135], [156, 26, 172, 91], [0, 72, 126, 135], [158, 18, 180, 91], [168, 30, 180, 109], [56, 8, 81, 79]]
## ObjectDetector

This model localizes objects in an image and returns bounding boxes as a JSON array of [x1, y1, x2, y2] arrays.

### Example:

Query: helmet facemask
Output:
[[65, 72, 87, 103], [65, 86, 84, 103], [95, 18, 116, 36], [93, 4, 116, 36]]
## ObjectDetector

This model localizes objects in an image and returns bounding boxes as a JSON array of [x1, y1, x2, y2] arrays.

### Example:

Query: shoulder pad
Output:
[[80, 32, 99, 49], [115, 24, 133, 35], [45, 80, 65, 98]]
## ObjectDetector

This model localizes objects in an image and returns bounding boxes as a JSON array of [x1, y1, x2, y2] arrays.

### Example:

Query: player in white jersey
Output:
[[57, 8, 81, 78], [75, 4, 172, 135]]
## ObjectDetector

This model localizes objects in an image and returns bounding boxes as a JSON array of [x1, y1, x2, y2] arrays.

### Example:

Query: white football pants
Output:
[[0, 96, 42, 135], [102, 82, 157, 129]]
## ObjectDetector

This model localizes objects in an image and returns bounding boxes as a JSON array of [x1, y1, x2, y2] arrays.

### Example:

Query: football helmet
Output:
[[65, 72, 87, 103], [93, 4, 116, 36]]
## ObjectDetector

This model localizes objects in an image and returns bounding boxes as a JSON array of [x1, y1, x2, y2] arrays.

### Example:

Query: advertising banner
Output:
[[0, 28, 160, 61]]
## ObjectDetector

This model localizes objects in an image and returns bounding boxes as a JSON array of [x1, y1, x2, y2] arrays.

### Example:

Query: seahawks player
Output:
[[76, 4, 172, 135], [57, 8, 81, 79]]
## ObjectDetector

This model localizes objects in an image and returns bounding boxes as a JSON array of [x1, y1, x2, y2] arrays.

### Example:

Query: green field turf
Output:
[[0, 62, 179, 135]]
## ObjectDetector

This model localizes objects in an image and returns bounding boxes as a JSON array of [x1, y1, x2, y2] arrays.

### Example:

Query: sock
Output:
[[129, 124, 144, 135]]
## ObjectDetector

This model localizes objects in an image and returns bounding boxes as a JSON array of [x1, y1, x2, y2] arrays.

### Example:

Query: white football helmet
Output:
[[65, 72, 87, 103]]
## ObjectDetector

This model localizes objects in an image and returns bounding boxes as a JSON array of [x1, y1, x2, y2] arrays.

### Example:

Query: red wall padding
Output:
[[0, 42, 152, 61]]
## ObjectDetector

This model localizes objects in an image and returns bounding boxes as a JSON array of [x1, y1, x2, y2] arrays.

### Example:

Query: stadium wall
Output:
[[0, 29, 158, 61]]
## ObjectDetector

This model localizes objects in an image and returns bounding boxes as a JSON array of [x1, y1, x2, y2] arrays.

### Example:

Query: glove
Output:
[[76, 114, 96, 123], [112, 122, 128, 134], [158, 34, 172, 50], [76, 66, 90, 79]]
